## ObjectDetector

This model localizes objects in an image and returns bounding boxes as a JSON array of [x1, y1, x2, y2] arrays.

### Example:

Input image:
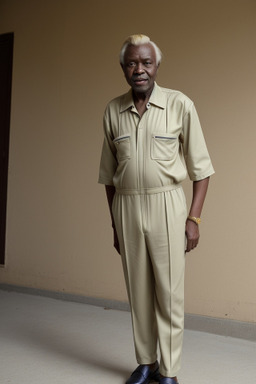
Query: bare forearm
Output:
[[186, 177, 210, 252], [188, 177, 210, 218]]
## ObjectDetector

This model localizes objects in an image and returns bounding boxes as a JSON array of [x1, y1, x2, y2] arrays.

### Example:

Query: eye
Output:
[[144, 61, 152, 66], [128, 62, 136, 67]]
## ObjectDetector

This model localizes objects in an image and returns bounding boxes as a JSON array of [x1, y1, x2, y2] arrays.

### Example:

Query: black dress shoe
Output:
[[159, 377, 179, 384], [126, 362, 160, 384]]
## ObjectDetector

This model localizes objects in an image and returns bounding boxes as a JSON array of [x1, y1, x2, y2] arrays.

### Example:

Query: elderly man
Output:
[[98, 34, 214, 384]]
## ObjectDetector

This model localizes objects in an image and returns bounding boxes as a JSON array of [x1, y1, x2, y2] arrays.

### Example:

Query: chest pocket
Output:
[[151, 134, 178, 161], [113, 134, 131, 161]]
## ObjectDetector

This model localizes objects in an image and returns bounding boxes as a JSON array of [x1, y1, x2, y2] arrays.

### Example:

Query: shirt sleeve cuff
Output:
[[189, 167, 215, 181], [98, 176, 114, 185]]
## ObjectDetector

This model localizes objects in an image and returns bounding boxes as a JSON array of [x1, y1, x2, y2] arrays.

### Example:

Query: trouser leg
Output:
[[145, 189, 187, 377], [112, 188, 187, 376], [112, 193, 158, 363]]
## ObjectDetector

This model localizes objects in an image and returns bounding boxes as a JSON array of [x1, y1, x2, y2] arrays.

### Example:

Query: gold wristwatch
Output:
[[187, 216, 201, 225]]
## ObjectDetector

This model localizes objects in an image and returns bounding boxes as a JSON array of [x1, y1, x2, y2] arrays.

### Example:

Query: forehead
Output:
[[124, 43, 156, 62]]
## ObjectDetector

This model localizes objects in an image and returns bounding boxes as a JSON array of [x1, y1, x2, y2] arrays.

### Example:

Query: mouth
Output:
[[133, 78, 148, 86]]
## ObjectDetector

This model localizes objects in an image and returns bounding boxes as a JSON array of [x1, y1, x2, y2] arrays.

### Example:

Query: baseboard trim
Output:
[[0, 283, 130, 311], [184, 313, 256, 342], [1, 283, 255, 342]]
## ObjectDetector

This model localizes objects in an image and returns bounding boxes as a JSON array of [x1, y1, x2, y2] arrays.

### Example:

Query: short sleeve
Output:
[[182, 103, 215, 181], [98, 107, 118, 185]]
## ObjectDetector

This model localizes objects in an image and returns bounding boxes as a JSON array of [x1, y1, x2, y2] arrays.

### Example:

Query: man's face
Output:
[[121, 43, 159, 96]]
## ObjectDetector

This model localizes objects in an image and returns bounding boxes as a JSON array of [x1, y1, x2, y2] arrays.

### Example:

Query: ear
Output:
[[120, 62, 124, 71]]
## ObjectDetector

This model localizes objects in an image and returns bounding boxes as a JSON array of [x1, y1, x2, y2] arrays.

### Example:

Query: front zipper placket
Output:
[[137, 107, 150, 192], [131, 107, 142, 192]]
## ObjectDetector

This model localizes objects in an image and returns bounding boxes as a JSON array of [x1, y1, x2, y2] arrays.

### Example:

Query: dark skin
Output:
[[121, 43, 159, 116], [105, 43, 211, 380]]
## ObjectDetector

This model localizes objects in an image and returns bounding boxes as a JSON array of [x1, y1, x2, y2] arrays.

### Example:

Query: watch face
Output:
[[188, 216, 201, 224]]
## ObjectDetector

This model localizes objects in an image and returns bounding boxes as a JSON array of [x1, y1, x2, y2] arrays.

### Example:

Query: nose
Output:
[[134, 63, 144, 74]]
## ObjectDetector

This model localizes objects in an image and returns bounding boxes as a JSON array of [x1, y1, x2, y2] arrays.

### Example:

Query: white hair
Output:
[[119, 34, 162, 65]]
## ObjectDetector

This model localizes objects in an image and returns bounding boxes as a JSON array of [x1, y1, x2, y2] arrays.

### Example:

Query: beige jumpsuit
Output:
[[98, 83, 214, 377]]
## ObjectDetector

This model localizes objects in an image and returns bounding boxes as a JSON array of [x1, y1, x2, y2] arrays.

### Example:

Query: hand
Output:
[[185, 219, 200, 253], [113, 227, 120, 254]]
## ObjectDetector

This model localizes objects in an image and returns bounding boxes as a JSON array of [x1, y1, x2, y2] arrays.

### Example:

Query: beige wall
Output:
[[0, 0, 255, 323]]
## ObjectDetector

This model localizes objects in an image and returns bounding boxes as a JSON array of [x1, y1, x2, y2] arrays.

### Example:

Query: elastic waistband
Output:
[[115, 184, 182, 195]]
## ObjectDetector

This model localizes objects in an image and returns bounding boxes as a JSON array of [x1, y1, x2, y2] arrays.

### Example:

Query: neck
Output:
[[132, 92, 150, 117], [132, 88, 152, 103], [132, 81, 155, 102]]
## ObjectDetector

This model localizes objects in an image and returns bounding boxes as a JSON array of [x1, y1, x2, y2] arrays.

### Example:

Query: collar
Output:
[[120, 82, 166, 113]]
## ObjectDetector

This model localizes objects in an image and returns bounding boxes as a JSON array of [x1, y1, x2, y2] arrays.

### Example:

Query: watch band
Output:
[[187, 216, 201, 225]]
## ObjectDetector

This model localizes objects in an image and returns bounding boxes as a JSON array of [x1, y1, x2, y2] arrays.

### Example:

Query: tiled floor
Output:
[[0, 291, 255, 384]]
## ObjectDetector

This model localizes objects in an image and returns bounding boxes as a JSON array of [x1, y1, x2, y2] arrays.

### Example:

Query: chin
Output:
[[133, 85, 151, 94]]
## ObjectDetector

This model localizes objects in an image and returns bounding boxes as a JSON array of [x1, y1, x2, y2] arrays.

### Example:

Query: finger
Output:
[[186, 240, 198, 252], [186, 240, 192, 252]]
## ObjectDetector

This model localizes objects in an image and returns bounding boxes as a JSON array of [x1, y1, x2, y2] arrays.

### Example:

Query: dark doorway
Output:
[[0, 32, 14, 265]]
